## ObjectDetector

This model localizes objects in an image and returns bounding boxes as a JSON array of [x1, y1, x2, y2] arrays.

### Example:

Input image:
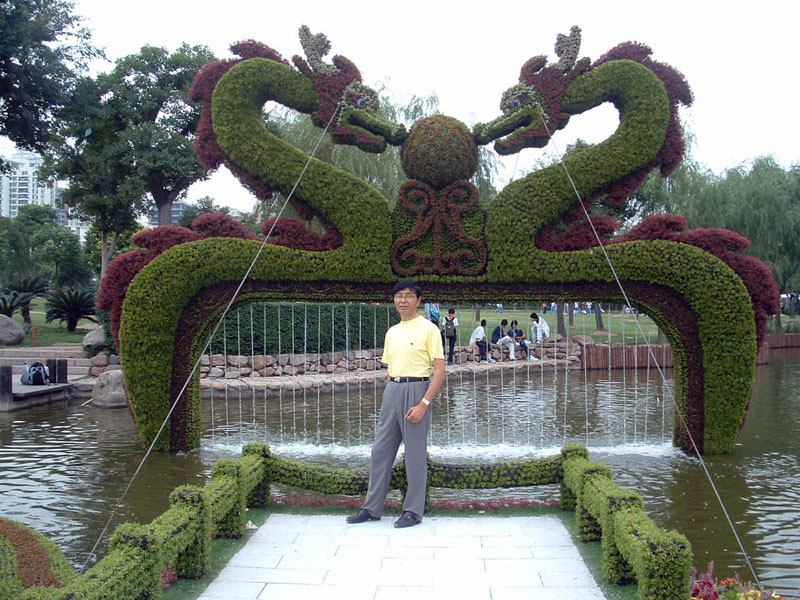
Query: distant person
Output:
[[425, 302, 440, 321], [530, 312, 551, 343], [507, 319, 527, 358], [443, 308, 459, 364], [495, 303, 504, 313], [491, 318, 516, 360], [469, 318, 493, 363]]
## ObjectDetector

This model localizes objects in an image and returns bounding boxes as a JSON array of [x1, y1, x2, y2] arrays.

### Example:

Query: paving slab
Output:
[[195, 514, 606, 600]]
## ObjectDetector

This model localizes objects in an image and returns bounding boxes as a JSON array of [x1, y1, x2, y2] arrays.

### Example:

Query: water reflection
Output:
[[0, 351, 798, 597]]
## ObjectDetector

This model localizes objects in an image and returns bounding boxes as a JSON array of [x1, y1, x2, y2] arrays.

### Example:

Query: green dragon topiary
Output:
[[116, 25, 777, 454]]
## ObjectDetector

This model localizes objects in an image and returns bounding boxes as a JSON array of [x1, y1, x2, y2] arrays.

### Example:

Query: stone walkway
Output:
[[196, 514, 606, 600]]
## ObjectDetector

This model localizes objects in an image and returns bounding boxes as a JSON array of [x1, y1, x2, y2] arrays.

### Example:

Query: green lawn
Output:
[[1, 298, 97, 348], [432, 305, 662, 346]]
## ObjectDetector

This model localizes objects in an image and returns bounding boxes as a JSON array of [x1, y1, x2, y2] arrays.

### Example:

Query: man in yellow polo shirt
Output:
[[346, 280, 445, 528]]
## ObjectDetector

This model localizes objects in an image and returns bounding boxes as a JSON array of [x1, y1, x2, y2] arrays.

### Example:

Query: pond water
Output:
[[0, 349, 797, 596]]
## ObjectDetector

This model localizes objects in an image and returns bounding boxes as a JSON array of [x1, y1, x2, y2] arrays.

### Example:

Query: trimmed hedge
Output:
[[0, 518, 76, 600], [11, 444, 691, 600], [561, 450, 692, 600], [208, 301, 399, 356]]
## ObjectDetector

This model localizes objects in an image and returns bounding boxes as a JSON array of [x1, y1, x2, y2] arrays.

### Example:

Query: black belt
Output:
[[390, 376, 430, 383]]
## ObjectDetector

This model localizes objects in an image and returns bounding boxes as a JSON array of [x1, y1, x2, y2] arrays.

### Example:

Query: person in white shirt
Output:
[[530, 312, 551, 344], [469, 319, 494, 363]]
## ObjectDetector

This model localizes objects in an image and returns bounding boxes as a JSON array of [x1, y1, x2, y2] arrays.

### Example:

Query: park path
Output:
[[196, 513, 606, 600]]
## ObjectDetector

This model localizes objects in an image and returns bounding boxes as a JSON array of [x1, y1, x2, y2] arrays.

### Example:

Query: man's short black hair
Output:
[[500, 319, 508, 326], [480, 319, 487, 326], [530, 312, 539, 321], [510, 320, 518, 327], [448, 308, 455, 314], [392, 280, 422, 297]]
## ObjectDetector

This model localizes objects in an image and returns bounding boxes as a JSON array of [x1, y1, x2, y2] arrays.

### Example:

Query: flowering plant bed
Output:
[[690, 562, 789, 600]]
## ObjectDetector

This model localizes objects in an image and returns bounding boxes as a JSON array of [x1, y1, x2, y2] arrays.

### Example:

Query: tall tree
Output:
[[0, 0, 101, 170], [633, 156, 800, 329], [177, 196, 229, 228], [99, 44, 216, 225]]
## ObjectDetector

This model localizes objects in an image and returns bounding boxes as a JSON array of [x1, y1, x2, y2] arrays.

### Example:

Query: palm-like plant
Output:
[[6, 275, 50, 324], [45, 289, 98, 332], [0, 291, 35, 318]]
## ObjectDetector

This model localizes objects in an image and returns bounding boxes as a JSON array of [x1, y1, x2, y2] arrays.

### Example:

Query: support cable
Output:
[[79, 102, 344, 575], [533, 101, 761, 586]]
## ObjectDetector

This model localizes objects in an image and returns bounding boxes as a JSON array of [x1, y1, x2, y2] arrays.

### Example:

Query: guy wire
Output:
[[79, 101, 345, 575], [532, 101, 762, 587]]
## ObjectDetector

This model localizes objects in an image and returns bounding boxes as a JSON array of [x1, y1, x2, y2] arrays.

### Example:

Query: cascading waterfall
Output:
[[201, 301, 673, 463]]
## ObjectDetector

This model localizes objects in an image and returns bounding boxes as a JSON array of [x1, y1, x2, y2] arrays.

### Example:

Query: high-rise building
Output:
[[0, 150, 90, 241], [146, 201, 191, 227]]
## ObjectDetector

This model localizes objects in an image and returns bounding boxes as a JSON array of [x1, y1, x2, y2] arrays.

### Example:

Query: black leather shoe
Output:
[[346, 509, 379, 524], [393, 511, 422, 528]]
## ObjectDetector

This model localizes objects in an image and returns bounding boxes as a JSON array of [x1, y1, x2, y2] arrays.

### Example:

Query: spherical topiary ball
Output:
[[400, 116, 478, 188]]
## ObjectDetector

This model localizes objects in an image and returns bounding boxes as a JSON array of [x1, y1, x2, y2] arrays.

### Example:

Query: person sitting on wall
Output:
[[507, 319, 527, 359], [491, 318, 516, 360], [469, 318, 493, 363]]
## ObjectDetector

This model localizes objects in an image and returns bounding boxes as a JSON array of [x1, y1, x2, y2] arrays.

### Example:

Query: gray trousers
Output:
[[361, 380, 431, 518]]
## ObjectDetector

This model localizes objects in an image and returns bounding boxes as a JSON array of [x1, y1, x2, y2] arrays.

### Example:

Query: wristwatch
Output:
[[421, 398, 431, 406]]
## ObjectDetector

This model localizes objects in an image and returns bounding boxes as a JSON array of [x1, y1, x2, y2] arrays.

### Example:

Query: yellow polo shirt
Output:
[[383, 315, 444, 377]]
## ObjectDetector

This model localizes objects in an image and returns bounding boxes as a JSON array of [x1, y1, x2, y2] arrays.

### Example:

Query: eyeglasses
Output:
[[393, 293, 418, 301]]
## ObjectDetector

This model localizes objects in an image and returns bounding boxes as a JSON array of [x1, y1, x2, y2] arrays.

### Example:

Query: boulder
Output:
[[82, 327, 106, 354], [90, 354, 109, 367], [91, 370, 129, 408], [0, 314, 25, 345], [572, 335, 595, 346]]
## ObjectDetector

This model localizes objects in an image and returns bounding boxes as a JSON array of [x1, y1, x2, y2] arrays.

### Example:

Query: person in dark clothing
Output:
[[443, 308, 459, 364], [507, 319, 527, 358]]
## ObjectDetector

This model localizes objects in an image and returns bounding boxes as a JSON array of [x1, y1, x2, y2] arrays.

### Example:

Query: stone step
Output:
[[0, 357, 92, 367], [0, 347, 86, 359], [1, 362, 91, 378]]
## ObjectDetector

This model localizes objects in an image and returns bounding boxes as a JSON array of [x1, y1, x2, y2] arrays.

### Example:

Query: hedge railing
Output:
[[11, 443, 691, 600]]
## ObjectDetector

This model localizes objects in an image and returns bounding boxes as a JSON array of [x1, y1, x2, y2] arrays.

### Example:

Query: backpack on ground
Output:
[[444, 317, 456, 338], [21, 362, 48, 386]]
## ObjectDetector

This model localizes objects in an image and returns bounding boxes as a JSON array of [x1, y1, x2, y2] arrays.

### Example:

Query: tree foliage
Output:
[[45, 287, 97, 332], [0, 0, 101, 170]]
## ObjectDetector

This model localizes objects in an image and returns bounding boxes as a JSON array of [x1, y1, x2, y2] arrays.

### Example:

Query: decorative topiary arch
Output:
[[107, 26, 778, 454]]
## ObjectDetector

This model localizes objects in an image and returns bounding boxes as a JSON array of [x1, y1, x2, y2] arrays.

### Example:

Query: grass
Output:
[[434, 304, 663, 346], [0, 298, 97, 348]]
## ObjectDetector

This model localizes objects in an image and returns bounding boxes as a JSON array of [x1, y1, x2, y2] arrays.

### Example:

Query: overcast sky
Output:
[[5, 0, 799, 212]]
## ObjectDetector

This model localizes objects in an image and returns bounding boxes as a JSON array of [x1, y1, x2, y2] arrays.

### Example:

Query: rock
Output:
[[224, 369, 241, 379], [208, 367, 224, 378], [211, 354, 225, 366], [201, 355, 210, 366], [108, 354, 121, 365], [89, 366, 105, 377], [90, 354, 109, 367], [81, 327, 106, 354], [227, 355, 248, 367], [572, 335, 595, 346], [249, 355, 267, 370], [103, 364, 122, 372], [353, 350, 371, 360], [0, 314, 25, 345], [91, 370, 129, 408]]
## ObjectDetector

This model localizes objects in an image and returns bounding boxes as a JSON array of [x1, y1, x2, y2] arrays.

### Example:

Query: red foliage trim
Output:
[[615, 214, 779, 346], [99, 213, 263, 345]]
